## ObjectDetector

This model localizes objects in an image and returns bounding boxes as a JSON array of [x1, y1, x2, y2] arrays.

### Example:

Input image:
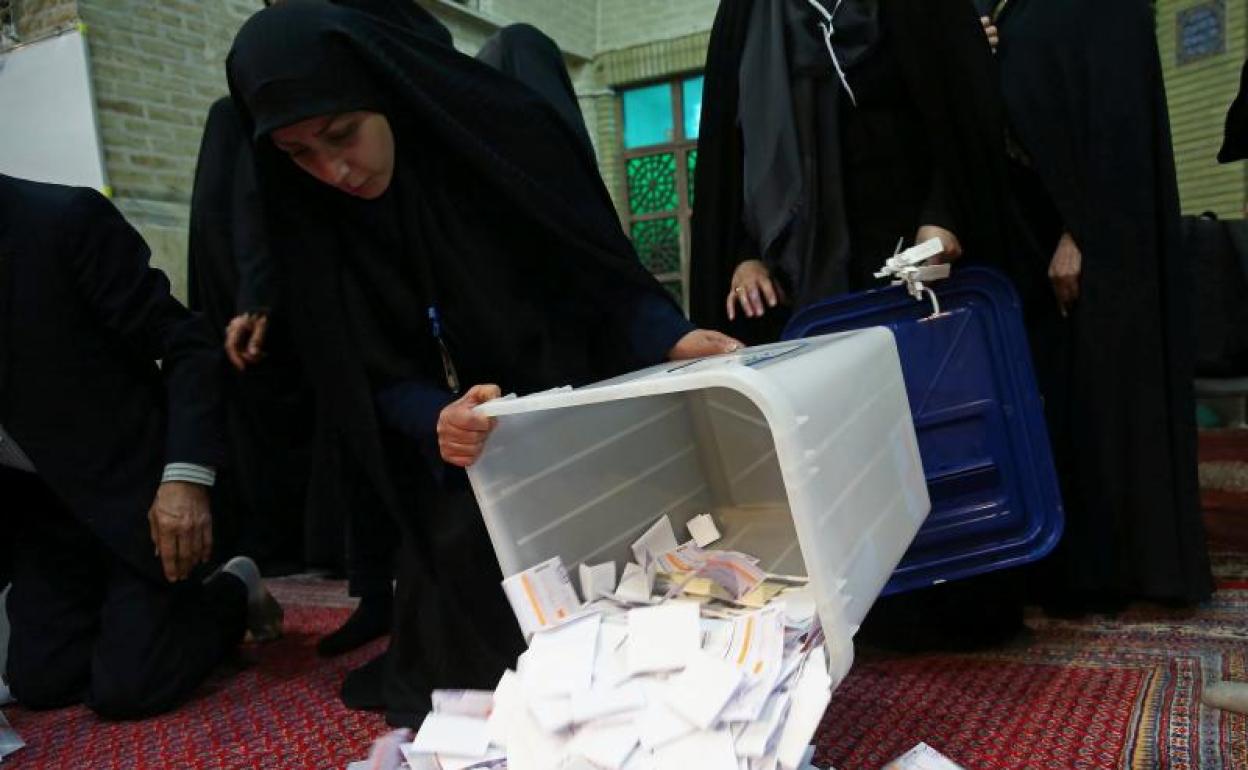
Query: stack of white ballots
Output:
[[400, 515, 832, 770]]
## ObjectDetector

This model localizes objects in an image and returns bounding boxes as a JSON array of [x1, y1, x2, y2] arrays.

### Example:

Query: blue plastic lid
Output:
[[784, 267, 1064, 595]]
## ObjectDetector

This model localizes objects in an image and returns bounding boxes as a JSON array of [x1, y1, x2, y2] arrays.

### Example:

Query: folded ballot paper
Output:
[[0, 709, 23, 764], [400, 514, 831, 770]]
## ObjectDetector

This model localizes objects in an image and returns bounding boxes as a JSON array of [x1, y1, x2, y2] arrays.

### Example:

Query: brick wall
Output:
[[1158, 0, 1246, 217], [77, 0, 255, 297], [596, 0, 718, 53]]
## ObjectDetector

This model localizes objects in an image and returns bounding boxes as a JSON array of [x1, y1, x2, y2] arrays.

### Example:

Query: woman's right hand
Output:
[[437, 384, 502, 468], [726, 259, 784, 321], [1049, 231, 1082, 317]]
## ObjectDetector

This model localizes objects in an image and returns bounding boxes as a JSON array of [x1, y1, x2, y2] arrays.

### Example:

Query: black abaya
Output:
[[690, 0, 1011, 341], [996, 0, 1212, 604], [227, 1, 692, 720], [187, 97, 318, 572]]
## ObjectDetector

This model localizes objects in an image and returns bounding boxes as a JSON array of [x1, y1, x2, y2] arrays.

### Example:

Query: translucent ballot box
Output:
[[468, 329, 929, 682]]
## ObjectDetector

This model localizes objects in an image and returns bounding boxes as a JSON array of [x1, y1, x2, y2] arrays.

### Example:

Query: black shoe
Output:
[[318, 592, 392, 657], [341, 652, 388, 712], [385, 709, 426, 729]]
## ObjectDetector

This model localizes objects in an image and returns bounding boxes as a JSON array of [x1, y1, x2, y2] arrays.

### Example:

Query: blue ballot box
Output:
[[783, 266, 1064, 596]]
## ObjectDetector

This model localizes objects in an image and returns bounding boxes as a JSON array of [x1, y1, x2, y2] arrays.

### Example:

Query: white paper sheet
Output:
[[579, 562, 618, 603], [520, 613, 601, 697], [631, 516, 679, 564], [664, 651, 744, 729], [884, 742, 966, 770], [734, 692, 791, 759], [627, 602, 700, 675], [568, 721, 640, 770], [409, 714, 491, 758], [501, 557, 583, 638], [653, 729, 739, 770], [571, 681, 646, 724], [636, 682, 696, 750], [773, 652, 832, 770], [687, 513, 722, 548], [433, 690, 496, 719], [615, 560, 657, 604]]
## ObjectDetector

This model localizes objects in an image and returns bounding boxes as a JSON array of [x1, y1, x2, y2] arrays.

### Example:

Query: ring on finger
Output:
[[734, 286, 745, 294]]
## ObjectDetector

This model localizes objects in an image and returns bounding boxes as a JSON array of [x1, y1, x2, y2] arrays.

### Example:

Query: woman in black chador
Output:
[[987, 0, 1212, 608], [227, 0, 739, 724], [690, 0, 1012, 344]]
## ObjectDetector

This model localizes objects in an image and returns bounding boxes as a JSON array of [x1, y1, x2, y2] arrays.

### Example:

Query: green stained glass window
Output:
[[686, 149, 698, 208], [626, 153, 678, 215], [630, 217, 681, 275], [682, 76, 703, 139], [622, 83, 675, 149]]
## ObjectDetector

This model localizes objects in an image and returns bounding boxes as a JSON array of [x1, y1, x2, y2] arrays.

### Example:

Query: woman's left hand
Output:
[[915, 225, 963, 265], [668, 329, 744, 361], [981, 16, 1000, 53], [437, 384, 501, 468]]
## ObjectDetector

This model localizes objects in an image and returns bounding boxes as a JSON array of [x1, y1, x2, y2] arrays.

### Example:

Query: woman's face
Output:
[[271, 110, 395, 199]]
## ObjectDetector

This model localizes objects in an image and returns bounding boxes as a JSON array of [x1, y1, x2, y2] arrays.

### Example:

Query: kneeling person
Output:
[[0, 174, 280, 720]]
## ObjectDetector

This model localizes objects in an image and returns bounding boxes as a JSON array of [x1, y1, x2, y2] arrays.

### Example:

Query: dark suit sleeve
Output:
[[59, 189, 225, 469]]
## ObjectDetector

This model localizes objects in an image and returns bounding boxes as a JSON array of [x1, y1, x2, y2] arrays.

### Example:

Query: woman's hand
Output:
[[727, 259, 785, 320], [437, 384, 501, 468], [981, 16, 1000, 53], [225, 311, 269, 371], [668, 329, 743, 361], [1049, 231, 1082, 316], [915, 225, 963, 265]]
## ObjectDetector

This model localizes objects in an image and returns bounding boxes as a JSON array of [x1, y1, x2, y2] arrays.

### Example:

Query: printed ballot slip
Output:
[[501, 557, 582, 638]]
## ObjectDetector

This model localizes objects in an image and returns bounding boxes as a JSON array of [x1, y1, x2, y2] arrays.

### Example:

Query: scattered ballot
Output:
[[884, 743, 966, 770], [501, 557, 582, 639], [578, 563, 617, 603], [0, 709, 24, 764], [614, 558, 656, 604], [686, 513, 722, 548], [631, 515, 679, 565]]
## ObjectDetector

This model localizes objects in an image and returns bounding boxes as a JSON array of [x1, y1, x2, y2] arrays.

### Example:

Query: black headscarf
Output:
[[1219, 59, 1248, 164], [476, 24, 595, 157], [228, 0, 678, 524]]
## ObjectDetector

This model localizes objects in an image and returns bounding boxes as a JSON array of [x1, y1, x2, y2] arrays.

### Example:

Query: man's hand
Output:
[[981, 16, 1000, 53], [225, 312, 269, 371], [668, 329, 744, 361], [916, 225, 963, 265], [148, 481, 213, 582], [1049, 231, 1082, 316], [438, 384, 502, 468]]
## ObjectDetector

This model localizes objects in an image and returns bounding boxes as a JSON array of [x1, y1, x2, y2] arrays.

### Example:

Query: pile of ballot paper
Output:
[[398, 514, 832, 770]]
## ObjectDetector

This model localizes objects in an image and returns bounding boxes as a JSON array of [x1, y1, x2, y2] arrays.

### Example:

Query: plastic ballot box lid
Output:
[[468, 328, 929, 682], [784, 267, 1064, 595]]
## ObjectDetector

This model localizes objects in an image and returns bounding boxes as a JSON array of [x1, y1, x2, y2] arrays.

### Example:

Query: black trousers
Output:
[[1, 468, 248, 720]]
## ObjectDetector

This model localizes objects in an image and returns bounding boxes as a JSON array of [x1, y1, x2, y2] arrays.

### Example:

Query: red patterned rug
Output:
[[3, 561, 1246, 769], [1, 578, 386, 769], [815, 552, 1248, 769]]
